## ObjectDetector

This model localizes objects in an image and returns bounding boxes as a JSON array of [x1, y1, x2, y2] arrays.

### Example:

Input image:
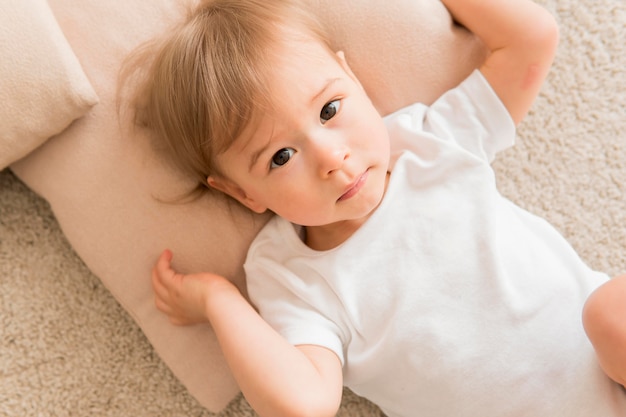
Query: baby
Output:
[[131, 0, 626, 415]]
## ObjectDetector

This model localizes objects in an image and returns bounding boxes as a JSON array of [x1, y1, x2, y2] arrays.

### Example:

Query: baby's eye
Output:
[[320, 99, 341, 124], [270, 147, 295, 169]]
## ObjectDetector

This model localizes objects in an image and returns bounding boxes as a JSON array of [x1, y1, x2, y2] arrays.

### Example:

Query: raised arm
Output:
[[441, 0, 559, 125], [152, 250, 343, 417]]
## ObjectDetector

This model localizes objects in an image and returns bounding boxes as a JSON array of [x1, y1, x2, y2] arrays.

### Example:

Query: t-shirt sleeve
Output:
[[386, 69, 516, 164], [247, 266, 346, 364], [244, 226, 347, 365]]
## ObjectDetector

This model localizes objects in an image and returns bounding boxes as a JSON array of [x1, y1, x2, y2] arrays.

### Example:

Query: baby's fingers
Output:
[[151, 250, 178, 307], [153, 249, 176, 285], [154, 295, 173, 315], [155, 249, 174, 276]]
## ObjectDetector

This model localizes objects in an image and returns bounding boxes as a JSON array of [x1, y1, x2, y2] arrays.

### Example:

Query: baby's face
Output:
[[213, 36, 390, 228]]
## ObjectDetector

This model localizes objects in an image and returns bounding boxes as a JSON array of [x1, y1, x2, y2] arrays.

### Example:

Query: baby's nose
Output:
[[317, 142, 350, 177]]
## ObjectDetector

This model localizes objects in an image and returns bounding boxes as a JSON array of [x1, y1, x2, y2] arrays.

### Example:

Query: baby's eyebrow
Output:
[[311, 78, 341, 104], [248, 145, 266, 172], [248, 131, 274, 172]]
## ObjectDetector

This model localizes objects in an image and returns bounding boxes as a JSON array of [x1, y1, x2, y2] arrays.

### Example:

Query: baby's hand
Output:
[[151, 249, 237, 326]]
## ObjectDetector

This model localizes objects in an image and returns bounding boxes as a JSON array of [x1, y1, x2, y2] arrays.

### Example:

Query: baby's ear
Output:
[[336, 50, 363, 90], [207, 176, 267, 214]]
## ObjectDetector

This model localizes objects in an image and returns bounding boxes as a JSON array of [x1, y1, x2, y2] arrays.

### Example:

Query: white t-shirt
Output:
[[245, 71, 626, 417]]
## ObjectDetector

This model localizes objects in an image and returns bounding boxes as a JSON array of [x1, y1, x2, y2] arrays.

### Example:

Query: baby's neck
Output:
[[304, 219, 367, 251]]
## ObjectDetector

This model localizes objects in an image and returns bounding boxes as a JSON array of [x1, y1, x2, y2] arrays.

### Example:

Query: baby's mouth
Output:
[[338, 169, 369, 202]]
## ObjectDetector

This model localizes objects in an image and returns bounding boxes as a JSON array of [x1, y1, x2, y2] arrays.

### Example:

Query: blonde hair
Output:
[[121, 0, 331, 199]]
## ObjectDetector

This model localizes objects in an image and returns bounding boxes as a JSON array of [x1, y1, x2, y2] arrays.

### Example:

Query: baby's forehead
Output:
[[268, 25, 338, 68], [267, 40, 343, 91]]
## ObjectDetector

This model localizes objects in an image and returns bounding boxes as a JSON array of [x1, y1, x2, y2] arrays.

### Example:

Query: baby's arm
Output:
[[152, 250, 343, 417], [441, 0, 559, 126], [583, 274, 626, 387]]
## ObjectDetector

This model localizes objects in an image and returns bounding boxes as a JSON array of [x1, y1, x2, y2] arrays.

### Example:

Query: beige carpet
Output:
[[1, 0, 625, 415]]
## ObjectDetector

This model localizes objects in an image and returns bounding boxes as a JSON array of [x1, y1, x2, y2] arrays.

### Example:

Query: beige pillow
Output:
[[11, 0, 485, 412], [0, 0, 98, 169]]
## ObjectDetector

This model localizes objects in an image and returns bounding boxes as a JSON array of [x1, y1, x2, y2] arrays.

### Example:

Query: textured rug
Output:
[[1, 0, 625, 415]]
